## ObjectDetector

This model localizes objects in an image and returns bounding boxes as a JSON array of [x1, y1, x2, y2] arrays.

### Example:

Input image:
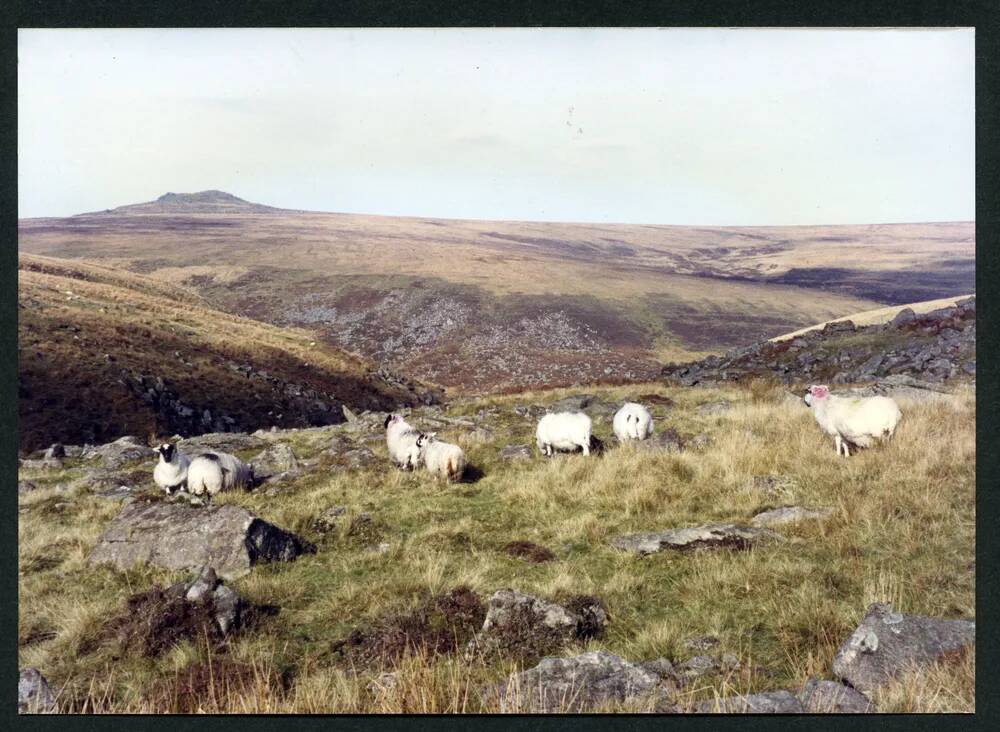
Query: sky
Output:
[[18, 28, 974, 224]]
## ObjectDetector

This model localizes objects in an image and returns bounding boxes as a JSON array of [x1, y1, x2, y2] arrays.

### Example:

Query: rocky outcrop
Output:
[[177, 431, 267, 454], [611, 523, 783, 555], [831, 603, 976, 694], [88, 500, 315, 579], [487, 650, 668, 713], [663, 296, 975, 387]]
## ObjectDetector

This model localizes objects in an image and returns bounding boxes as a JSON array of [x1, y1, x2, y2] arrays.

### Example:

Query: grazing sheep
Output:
[[803, 384, 902, 457], [536, 411, 593, 457], [186, 451, 254, 496], [384, 414, 421, 470], [416, 432, 467, 482], [613, 402, 654, 442], [153, 443, 190, 494]]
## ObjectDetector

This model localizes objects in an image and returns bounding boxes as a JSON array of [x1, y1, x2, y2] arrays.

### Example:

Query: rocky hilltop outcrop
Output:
[[662, 296, 975, 387]]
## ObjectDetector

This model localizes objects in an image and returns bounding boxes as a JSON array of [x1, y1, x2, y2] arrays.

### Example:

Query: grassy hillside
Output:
[[18, 196, 974, 391], [18, 254, 436, 451], [18, 381, 975, 712]]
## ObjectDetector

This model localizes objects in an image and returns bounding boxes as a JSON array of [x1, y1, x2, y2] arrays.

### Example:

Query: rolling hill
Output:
[[17, 254, 438, 451], [18, 192, 975, 392]]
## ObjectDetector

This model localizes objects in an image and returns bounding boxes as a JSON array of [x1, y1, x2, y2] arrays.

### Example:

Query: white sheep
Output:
[[153, 443, 190, 494], [536, 411, 593, 457], [186, 451, 254, 496], [384, 414, 421, 470], [803, 384, 902, 457], [416, 432, 467, 482], [613, 402, 654, 442]]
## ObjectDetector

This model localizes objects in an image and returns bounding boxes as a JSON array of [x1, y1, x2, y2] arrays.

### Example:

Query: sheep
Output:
[[803, 384, 902, 457], [153, 443, 190, 494], [613, 402, 654, 442], [384, 414, 421, 470], [416, 432, 467, 482], [535, 411, 593, 457], [186, 451, 254, 496]]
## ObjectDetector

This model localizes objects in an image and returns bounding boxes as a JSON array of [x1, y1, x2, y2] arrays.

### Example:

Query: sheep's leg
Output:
[[835, 434, 844, 457], [581, 442, 590, 456]]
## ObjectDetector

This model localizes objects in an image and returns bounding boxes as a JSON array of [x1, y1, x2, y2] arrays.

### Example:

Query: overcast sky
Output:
[[18, 28, 974, 224]]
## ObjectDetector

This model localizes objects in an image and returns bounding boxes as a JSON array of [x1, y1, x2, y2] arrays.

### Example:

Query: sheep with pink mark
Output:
[[803, 384, 902, 457]]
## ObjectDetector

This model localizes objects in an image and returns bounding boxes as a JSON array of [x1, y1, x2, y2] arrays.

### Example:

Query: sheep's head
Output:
[[416, 432, 438, 448], [157, 443, 176, 462], [804, 384, 830, 406], [384, 414, 401, 430]]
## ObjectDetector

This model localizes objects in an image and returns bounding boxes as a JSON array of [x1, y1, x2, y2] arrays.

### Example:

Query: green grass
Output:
[[18, 381, 975, 712]]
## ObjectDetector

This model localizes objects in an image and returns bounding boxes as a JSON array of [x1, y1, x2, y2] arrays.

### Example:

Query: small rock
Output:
[[682, 635, 720, 652], [695, 400, 731, 417], [499, 444, 533, 461], [890, 307, 916, 328], [633, 428, 685, 453], [797, 678, 873, 713], [185, 566, 220, 602], [487, 650, 666, 713], [18, 481, 37, 494], [694, 690, 804, 713], [342, 405, 358, 423], [367, 671, 398, 694], [43, 443, 66, 460], [823, 319, 856, 334], [18, 667, 56, 713], [550, 394, 596, 412], [251, 443, 299, 479], [831, 603, 975, 694], [212, 584, 245, 634], [312, 505, 347, 534], [750, 506, 833, 528], [611, 523, 783, 555], [470, 589, 607, 659]]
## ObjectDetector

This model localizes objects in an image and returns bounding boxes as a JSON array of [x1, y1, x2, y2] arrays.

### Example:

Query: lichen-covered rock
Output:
[[488, 650, 666, 712], [831, 603, 975, 694], [797, 679, 873, 713], [88, 500, 315, 579], [18, 667, 56, 713], [750, 505, 833, 528], [611, 523, 783, 555]]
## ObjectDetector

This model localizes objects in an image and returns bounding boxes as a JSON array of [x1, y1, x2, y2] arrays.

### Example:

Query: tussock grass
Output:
[[18, 381, 974, 713]]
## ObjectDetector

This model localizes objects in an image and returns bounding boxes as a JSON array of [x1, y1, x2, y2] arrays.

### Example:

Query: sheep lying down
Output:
[[804, 384, 902, 457], [186, 451, 254, 495]]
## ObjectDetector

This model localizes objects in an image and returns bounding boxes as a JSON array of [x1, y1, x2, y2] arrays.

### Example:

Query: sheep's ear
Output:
[[814, 385, 829, 397]]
